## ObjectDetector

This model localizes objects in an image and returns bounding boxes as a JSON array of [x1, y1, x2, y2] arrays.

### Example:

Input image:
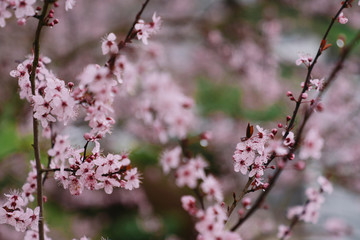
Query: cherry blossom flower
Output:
[[296, 53, 312, 66], [101, 33, 118, 55], [14, 0, 36, 19], [309, 78, 325, 91], [181, 195, 197, 215], [160, 146, 182, 174], [338, 12, 348, 24], [176, 161, 198, 189], [299, 129, 324, 160], [233, 154, 252, 175], [0, 2, 12, 27], [277, 225, 291, 240], [135, 12, 162, 45], [98, 177, 121, 194], [124, 168, 141, 190], [283, 131, 295, 146], [317, 176, 333, 194], [324, 218, 352, 237], [200, 175, 223, 202], [65, 0, 76, 11]]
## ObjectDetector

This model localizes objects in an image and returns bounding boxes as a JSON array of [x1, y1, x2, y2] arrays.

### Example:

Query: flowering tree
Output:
[[0, 0, 359, 239]]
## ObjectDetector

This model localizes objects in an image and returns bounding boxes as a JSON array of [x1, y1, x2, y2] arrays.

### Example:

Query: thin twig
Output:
[[107, 0, 151, 71]]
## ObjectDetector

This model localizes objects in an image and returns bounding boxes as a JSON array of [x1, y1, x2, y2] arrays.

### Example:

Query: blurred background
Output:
[[0, 0, 360, 239]]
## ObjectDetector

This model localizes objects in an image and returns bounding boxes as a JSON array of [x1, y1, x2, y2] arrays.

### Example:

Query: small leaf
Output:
[[246, 122, 254, 139], [323, 43, 332, 51]]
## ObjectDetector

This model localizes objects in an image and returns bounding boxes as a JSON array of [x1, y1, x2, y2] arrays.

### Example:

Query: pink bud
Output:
[[301, 93, 308, 99], [271, 128, 278, 135], [242, 197, 251, 207], [200, 131, 212, 140], [286, 115, 291, 121], [238, 208, 245, 217], [295, 161, 306, 170], [286, 91, 293, 97], [316, 102, 324, 112], [278, 123, 283, 128], [17, 18, 26, 26], [84, 133, 92, 141], [48, 13, 54, 18], [53, 19, 59, 24], [288, 153, 295, 160]]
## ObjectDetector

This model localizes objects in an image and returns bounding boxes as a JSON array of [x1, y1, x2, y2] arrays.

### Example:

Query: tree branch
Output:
[[229, 0, 354, 231], [29, 1, 52, 239]]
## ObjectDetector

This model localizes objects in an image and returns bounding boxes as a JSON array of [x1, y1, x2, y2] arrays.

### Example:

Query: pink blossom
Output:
[[98, 177, 121, 194], [296, 53, 312, 66], [200, 175, 223, 202], [160, 147, 181, 174], [176, 160, 199, 189], [302, 202, 320, 224], [65, 0, 76, 11], [0, 2, 12, 27], [248, 156, 265, 178], [299, 129, 324, 160], [317, 176, 333, 194], [309, 78, 325, 91], [277, 225, 291, 240], [287, 205, 303, 219], [338, 12, 348, 24], [14, 0, 36, 19], [101, 33, 118, 55], [233, 154, 252, 175], [324, 218, 352, 237], [124, 168, 141, 190], [135, 12, 162, 45], [283, 131, 295, 146], [181, 195, 197, 215]]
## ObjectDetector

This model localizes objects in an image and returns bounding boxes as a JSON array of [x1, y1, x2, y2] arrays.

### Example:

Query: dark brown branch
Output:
[[29, 1, 52, 239]]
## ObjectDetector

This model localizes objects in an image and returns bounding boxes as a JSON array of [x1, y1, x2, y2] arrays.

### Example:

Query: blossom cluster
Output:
[[0, 0, 36, 27], [73, 64, 118, 139], [0, 187, 39, 233], [135, 12, 162, 45], [278, 176, 333, 240], [232, 125, 290, 187], [48, 135, 140, 195], [10, 55, 76, 136], [137, 72, 194, 143], [182, 198, 242, 240], [160, 146, 240, 239], [0, 0, 77, 27], [4, 9, 165, 239]]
